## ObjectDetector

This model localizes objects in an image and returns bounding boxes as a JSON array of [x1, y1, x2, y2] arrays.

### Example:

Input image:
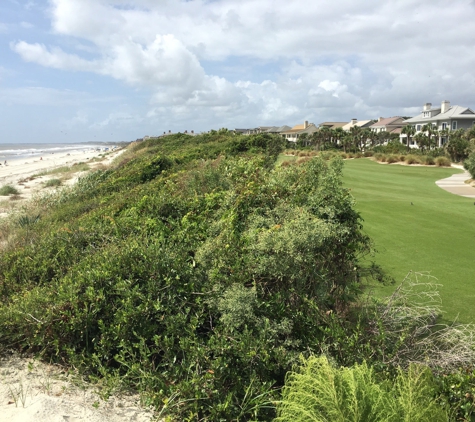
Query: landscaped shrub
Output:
[[373, 153, 386, 162], [0, 185, 19, 196], [275, 356, 447, 422], [354, 152, 363, 158], [435, 156, 451, 167], [464, 152, 475, 178], [420, 156, 435, 165], [386, 154, 399, 164], [405, 154, 421, 164], [364, 151, 374, 157]]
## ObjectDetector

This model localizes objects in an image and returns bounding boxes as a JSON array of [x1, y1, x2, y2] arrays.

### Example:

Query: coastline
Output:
[[0, 146, 125, 219]]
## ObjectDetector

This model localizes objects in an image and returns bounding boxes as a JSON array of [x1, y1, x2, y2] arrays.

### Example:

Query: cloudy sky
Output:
[[1, 0, 475, 143]]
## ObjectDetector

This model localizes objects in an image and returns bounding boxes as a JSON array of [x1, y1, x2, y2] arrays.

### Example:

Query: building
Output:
[[342, 118, 374, 131], [402, 101, 475, 147], [369, 117, 407, 135], [281, 121, 318, 143]]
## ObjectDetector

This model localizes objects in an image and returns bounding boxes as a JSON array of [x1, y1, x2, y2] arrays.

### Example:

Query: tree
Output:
[[422, 124, 437, 150], [414, 132, 429, 153], [401, 125, 416, 152], [445, 129, 470, 162]]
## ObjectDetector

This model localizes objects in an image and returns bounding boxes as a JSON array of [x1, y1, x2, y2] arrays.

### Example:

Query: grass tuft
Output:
[[0, 185, 19, 196]]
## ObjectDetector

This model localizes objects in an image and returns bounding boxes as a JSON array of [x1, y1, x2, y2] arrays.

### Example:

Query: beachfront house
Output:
[[281, 121, 318, 143], [401, 101, 475, 147]]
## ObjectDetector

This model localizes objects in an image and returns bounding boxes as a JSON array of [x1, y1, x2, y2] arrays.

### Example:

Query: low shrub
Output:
[[354, 152, 363, 158], [464, 152, 475, 178], [364, 151, 374, 157], [373, 153, 386, 162], [435, 156, 452, 167], [0, 185, 19, 196], [420, 156, 435, 165], [339, 152, 348, 159], [44, 179, 62, 187], [405, 155, 421, 165], [386, 155, 399, 164]]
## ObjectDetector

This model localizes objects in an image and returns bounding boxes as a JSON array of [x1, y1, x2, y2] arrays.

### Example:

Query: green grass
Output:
[[343, 159, 475, 322]]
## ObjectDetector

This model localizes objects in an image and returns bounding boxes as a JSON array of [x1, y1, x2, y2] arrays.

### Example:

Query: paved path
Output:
[[436, 168, 475, 198]]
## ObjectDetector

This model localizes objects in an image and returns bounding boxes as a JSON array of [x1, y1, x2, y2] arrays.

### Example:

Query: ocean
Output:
[[0, 142, 121, 164]]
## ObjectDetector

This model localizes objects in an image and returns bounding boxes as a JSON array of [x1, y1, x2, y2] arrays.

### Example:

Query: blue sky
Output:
[[2, 0, 475, 143]]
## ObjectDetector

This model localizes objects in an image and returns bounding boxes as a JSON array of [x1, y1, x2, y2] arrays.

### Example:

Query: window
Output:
[[452, 121, 457, 130], [416, 124, 421, 131], [441, 137, 447, 146], [442, 122, 447, 130]]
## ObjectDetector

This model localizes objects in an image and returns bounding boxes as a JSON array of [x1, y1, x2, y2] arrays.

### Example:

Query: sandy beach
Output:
[[0, 354, 156, 422], [0, 146, 125, 219]]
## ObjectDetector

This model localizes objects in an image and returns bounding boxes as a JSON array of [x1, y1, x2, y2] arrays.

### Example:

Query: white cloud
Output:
[[8, 0, 475, 129]]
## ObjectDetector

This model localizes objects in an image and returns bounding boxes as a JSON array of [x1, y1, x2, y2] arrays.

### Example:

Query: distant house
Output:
[[318, 122, 347, 130], [281, 121, 318, 143], [265, 125, 292, 134], [369, 117, 407, 135], [402, 101, 475, 147], [342, 118, 374, 131]]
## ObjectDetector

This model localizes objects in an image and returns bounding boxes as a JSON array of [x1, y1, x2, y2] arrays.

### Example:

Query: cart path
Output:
[[436, 169, 475, 198]]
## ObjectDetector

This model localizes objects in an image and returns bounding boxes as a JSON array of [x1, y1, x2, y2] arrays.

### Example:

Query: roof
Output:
[[318, 122, 347, 129], [405, 105, 475, 123], [370, 117, 404, 128], [342, 120, 373, 131], [266, 125, 291, 133]]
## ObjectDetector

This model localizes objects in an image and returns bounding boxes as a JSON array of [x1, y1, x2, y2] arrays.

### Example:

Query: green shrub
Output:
[[0, 185, 19, 196], [364, 151, 374, 157], [420, 156, 435, 165], [44, 179, 62, 187], [386, 154, 399, 164], [464, 152, 475, 178], [354, 152, 363, 158], [405, 154, 421, 165], [434, 156, 451, 167], [373, 153, 386, 162]]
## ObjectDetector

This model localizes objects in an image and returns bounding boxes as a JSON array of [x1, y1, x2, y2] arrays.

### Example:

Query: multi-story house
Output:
[[402, 101, 475, 147]]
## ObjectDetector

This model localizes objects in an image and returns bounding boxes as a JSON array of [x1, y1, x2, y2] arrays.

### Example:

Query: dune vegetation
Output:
[[1, 132, 475, 420]]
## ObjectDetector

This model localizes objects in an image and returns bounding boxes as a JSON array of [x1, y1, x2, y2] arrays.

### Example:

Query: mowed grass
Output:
[[342, 159, 475, 323]]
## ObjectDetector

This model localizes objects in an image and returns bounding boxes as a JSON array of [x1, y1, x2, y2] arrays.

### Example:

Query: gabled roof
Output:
[[342, 120, 373, 131], [405, 105, 475, 123], [318, 122, 347, 129], [266, 125, 291, 133], [370, 117, 404, 128]]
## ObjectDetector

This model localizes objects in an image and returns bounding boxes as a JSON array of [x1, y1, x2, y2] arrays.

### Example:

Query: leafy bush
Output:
[[276, 356, 447, 422], [0, 144, 372, 420], [0, 185, 19, 196], [434, 156, 451, 167], [464, 152, 475, 178], [373, 153, 386, 162]]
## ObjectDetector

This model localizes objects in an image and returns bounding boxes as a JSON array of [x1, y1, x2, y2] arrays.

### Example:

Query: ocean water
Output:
[[0, 142, 120, 163]]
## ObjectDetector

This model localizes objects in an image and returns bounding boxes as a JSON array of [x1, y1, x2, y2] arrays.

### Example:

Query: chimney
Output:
[[423, 103, 432, 111], [441, 100, 450, 114], [185, 130, 188, 133], [378, 117, 384, 122], [191, 130, 194, 134], [169, 130, 171, 133], [351, 118, 357, 125], [304, 120, 308, 129]]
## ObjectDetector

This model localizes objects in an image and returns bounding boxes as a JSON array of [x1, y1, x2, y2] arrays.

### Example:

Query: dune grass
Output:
[[343, 159, 474, 322]]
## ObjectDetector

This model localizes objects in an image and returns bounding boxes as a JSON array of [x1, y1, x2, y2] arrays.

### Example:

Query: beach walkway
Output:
[[436, 168, 475, 198]]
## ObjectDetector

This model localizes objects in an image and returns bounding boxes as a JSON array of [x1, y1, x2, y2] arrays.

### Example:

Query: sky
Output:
[[1, 0, 475, 144]]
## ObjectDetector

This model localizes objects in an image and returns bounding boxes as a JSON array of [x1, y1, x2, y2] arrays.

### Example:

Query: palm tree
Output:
[[422, 124, 437, 150], [401, 125, 416, 152]]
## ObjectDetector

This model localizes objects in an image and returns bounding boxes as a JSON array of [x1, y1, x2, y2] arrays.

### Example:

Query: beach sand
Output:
[[0, 147, 125, 218], [0, 354, 156, 422]]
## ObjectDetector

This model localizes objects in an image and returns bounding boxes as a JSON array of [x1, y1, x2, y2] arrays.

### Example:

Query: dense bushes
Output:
[[0, 133, 373, 420], [465, 153, 475, 178]]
